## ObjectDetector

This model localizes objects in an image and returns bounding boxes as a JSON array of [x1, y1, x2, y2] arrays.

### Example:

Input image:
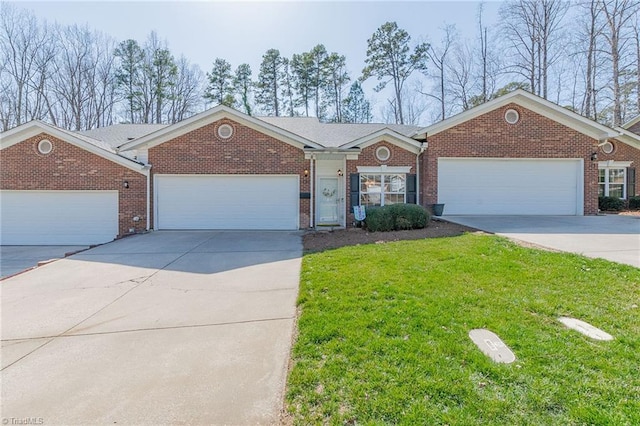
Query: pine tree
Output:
[[343, 81, 372, 123], [256, 48, 286, 116], [234, 63, 253, 115], [204, 58, 235, 107], [114, 39, 144, 123]]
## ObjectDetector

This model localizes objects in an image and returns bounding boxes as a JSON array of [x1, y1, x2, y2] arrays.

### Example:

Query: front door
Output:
[[318, 177, 341, 225]]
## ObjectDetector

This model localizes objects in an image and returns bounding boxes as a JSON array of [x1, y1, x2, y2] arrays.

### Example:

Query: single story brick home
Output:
[[1, 89, 639, 245]]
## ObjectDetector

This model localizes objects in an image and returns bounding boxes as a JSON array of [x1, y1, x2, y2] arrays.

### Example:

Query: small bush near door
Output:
[[628, 196, 640, 210], [598, 196, 625, 211], [364, 204, 430, 232]]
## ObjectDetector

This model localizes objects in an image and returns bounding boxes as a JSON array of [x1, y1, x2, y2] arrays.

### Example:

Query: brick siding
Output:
[[602, 137, 640, 198], [424, 104, 601, 215], [0, 132, 147, 236], [345, 141, 418, 225], [148, 118, 311, 228], [627, 121, 640, 135]]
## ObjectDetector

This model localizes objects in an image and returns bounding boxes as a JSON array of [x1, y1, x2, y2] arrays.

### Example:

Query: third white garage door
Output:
[[155, 175, 299, 230], [437, 158, 583, 215]]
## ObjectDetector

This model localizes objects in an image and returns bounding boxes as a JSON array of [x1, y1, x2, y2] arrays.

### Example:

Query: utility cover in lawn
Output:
[[558, 317, 614, 341], [469, 329, 516, 364]]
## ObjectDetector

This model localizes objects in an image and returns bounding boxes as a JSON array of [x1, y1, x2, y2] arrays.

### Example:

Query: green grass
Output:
[[287, 233, 640, 425]]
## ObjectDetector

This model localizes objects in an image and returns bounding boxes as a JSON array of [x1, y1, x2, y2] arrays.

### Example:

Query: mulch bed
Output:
[[302, 219, 478, 252]]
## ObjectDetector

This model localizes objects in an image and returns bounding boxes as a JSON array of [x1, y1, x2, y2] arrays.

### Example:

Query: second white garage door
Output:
[[437, 158, 583, 215], [0, 190, 119, 245], [155, 175, 299, 230]]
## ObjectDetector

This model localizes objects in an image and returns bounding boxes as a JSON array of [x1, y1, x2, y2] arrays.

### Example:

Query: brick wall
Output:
[[424, 104, 600, 215], [627, 121, 640, 135], [0, 132, 147, 236], [345, 141, 418, 225], [148, 118, 310, 228], [601, 138, 640, 198]]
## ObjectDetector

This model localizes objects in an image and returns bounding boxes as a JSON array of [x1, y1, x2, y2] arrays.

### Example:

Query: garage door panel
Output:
[[1, 191, 119, 245], [156, 175, 298, 230], [438, 159, 581, 215]]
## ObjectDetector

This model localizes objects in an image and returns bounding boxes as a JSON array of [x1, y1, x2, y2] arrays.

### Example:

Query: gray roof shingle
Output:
[[78, 124, 168, 148], [75, 119, 420, 150], [257, 117, 421, 147]]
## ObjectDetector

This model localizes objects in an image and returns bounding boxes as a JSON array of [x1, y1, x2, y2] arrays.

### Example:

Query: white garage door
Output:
[[437, 159, 583, 215], [155, 175, 299, 230], [0, 191, 119, 245]]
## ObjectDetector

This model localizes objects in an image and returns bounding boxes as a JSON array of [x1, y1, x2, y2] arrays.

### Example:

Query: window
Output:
[[217, 124, 234, 139], [504, 109, 520, 124], [599, 167, 626, 199], [37, 139, 53, 154], [601, 141, 614, 154], [375, 146, 391, 161], [360, 174, 406, 207]]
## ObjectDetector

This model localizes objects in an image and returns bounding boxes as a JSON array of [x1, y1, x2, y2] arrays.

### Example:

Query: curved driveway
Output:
[[443, 215, 640, 268], [1, 231, 302, 425]]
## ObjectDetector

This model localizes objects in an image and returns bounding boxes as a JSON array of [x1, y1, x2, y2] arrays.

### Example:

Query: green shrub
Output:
[[628, 196, 640, 210], [598, 196, 625, 211], [364, 204, 430, 232]]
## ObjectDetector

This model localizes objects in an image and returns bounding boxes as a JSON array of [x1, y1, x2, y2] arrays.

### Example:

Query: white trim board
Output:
[[357, 166, 413, 173]]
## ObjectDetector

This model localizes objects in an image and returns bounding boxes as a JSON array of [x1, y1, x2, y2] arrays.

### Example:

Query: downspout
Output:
[[309, 155, 315, 228], [416, 141, 427, 206], [145, 164, 152, 231]]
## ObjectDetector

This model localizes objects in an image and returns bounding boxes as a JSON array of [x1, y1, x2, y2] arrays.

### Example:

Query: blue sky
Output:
[[13, 1, 502, 118]]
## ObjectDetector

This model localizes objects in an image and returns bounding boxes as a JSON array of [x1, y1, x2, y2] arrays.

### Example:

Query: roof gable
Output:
[[613, 127, 640, 150], [119, 105, 323, 151], [622, 115, 640, 130], [415, 89, 619, 141], [0, 121, 147, 173], [340, 128, 424, 153]]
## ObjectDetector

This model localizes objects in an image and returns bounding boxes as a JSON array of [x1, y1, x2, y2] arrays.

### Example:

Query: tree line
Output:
[[1, 1, 639, 132]]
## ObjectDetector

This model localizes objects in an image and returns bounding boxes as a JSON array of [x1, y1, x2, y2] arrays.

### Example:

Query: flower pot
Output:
[[431, 203, 445, 216]]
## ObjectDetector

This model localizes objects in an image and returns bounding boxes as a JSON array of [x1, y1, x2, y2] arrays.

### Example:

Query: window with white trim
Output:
[[360, 174, 406, 207], [598, 167, 626, 199]]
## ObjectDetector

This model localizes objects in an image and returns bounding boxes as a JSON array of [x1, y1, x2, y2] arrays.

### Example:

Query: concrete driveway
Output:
[[0, 245, 88, 279], [443, 215, 640, 268], [1, 231, 302, 425]]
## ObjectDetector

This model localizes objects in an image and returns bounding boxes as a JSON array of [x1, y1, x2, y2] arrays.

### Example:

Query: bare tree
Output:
[[0, 5, 54, 128], [167, 56, 204, 123], [635, 13, 640, 114], [601, 0, 638, 125], [50, 24, 116, 130], [424, 24, 456, 120], [447, 41, 474, 111], [500, 0, 569, 98]]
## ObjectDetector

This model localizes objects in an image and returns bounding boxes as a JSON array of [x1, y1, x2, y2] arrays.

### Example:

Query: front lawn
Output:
[[287, 233, 640, 425]]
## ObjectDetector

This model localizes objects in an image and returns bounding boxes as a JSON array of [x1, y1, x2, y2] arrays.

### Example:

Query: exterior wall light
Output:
[[123, 180, 130, 188], [337, 169, 344, 176], [590, 152, 598, 161]]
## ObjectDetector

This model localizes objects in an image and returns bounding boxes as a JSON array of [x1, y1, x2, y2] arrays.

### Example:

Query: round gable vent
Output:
[[217, 124, 234, 139], [601, 141, 614, 154], [376, 146, 391, 162], [504, 109, 520, 125], [38, 139, 53, 154]]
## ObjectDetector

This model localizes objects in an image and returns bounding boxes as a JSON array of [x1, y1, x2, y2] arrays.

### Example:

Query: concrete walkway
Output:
[[1, 231, 302, 425], [442, 215, 640, 268]]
